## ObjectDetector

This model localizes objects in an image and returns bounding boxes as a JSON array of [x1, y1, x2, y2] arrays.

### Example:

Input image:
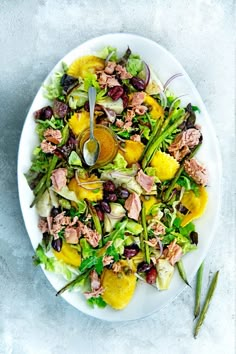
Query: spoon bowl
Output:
[[82, 87, 100, 166]]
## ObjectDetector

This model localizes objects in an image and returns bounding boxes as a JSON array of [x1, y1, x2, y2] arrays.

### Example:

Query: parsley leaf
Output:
[[87, 296, 107, 308]]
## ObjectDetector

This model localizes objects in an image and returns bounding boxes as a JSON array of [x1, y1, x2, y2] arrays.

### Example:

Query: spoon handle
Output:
[[88, 87, 96, 139]]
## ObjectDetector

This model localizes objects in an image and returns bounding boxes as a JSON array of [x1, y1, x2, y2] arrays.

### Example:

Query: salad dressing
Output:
[[79, 125, 118, 166]]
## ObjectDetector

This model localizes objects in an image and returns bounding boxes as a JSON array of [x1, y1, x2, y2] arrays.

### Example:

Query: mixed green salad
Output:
[[26, 46, 208, 310]]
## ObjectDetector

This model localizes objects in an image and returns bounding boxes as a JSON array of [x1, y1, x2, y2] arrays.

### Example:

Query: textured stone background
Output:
[[0, 1, 235, 353]]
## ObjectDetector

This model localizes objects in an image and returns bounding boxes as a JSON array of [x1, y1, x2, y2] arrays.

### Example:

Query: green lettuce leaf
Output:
[[156, 259, 174, 290], [68, 89, 88, 109], [177, 173, 200, 196], [104, 203, 126, 233], [100, 153, 127, 171], [80, 239, 95, 259], [126, 219, 143, 235], [126, 54, 143, 76], [83, 72, 101, 91], [96, 46, 118, 61], [87, 296, 107, 308], [101, 165, 143, 195], [97, 97, 124, 114], [33, 244, 79, 280], [43, 66, 65, 101], [68, 151, 82, 167]]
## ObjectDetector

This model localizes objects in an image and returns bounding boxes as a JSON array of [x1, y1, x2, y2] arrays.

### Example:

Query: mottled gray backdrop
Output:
[[0, 1, 235, 354]]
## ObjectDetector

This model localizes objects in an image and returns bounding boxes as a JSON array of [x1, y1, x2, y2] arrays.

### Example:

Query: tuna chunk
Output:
[[41, 140, 57, 154], [168, 128, 201, 161], [64, 227, 79, 244], [163, 240, 182, 266], [134, 105, 148, 115], [136, 169, 154, 193], [130, 134, 141, 142], [98, 72, 120, 88], [77, 221, 101, 248], [83, 270, 104, 299], [124, 193, 141, 221], [115, 64, 132, 79], [184, 158, 208, 186], [51, 168, 67, 191], [104, 61, 116, 75], [131, 92, 145, 107], [44, 128, 62, 145]]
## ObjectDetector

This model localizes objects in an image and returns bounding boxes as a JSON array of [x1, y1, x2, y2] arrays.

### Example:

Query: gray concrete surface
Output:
[[0, 1, 235, 353]]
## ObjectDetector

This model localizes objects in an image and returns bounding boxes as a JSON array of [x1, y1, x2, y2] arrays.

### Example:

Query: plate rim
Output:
[[17, 32, 222, 321]]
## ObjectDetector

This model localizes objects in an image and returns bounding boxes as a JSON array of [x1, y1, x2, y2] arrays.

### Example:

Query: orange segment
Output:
[[101, 261, 136, 310], [119, 140, 145, 165], [180, 186, 208, 226], [53, 242, 81, 267], [144, 94, 164, 119], [68, 175, 103, 202], [68, 111, 92, 136], [67, 55, 105, 78], [150, 151, 179, 181]]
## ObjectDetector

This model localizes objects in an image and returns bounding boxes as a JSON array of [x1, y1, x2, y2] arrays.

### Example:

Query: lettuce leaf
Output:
[[96, 46, 118, 61], [99, 153, 127, 171], [83, 72, 101, 91], [156, 259, 174, 290], [87, 296, 107, 308], [96, 97, 124, 114], [68, 151, 82, 167], [33, 244, 79, 280], [43, 67, 65, 101], [176, 173, 200, 196], [104, 203, 126, 233], [68, 89, 88, 109], [126, 54, 143, 76], [101, 169, 142, 195], [80, 239, 95, 259]]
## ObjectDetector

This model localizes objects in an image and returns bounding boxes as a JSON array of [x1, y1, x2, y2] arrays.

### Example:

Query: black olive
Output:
[[51, 238, 62, 252]]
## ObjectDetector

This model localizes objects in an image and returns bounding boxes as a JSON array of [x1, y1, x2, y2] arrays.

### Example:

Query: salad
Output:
[[26, 46, 208, 310]]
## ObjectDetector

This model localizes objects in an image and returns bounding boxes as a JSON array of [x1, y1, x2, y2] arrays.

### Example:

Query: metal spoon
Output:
[[83, 87, 100, 166]]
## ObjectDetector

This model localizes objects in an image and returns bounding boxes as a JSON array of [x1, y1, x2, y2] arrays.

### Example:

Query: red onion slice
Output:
[[105, 51, 116, 63], [159, 90, 167, 109], [164, 73, 183, 91], [169, 94, 188, 113], [108, 212, 126, 219], [156, 237, 163, 258], [143, 61, 151, 88], [102, 107, 116, 123]]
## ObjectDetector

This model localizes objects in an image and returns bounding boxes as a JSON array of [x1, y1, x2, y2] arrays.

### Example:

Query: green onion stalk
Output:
[[194, 271, 219, 338], [141, 112, 189, 169], [194, 262, 204, 319], [176, 259, 191, 287], [162, 142, 202, 203], [141, 205, 150, 264], [56, 270, 90, 296]]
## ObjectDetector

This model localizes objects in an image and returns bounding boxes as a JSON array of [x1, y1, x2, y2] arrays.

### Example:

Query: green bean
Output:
[[58, 124, 69, 147], [141, 117, 163, 159], [194, 262, 204, 319], [86, 201, 102, 236], [176, 259, 191, 287], [160, 106, 184, 134], [141, 113, 189, 169], [56, 271, 90, 296], [33, 174, 47, 196], [194, 271, 219, 338], [141, 205, 150, 264], [162, 142, 202, 202], [46, 155, 58, 188], [30, 183, 47, 207]]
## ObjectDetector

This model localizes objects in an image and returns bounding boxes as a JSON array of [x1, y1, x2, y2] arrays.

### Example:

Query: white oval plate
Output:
[[18, 33, 221, 321]]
